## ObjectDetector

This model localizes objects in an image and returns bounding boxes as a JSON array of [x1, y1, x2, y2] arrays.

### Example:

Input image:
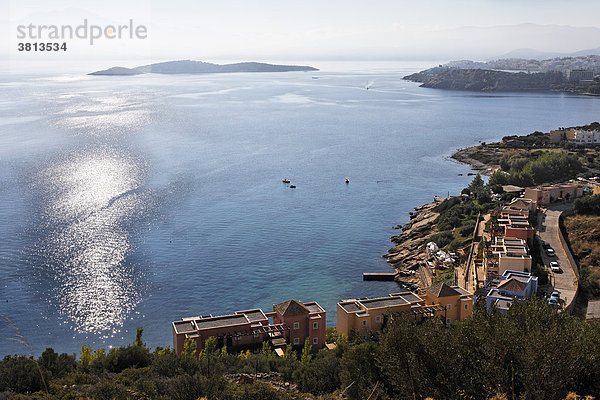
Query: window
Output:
[[446, 304, 452, 310], [313, 337, 318, 345], [446, 318, 451, 324], [362, 320, 367, 326], [464, 303, 469, 310], [293, 337, 300, 345], [313, 322, 318, 329], [375, 315, 381, 323], [293, 322, 299, 330]]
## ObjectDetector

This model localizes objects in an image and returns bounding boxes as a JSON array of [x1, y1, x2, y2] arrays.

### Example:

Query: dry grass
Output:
[[564, 215, 600, 273]]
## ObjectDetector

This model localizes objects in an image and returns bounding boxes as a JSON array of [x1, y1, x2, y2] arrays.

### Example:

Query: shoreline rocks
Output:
[[450, 146, 495, 176], [384, 201, 441, 289], [382, 146, 489, 290]]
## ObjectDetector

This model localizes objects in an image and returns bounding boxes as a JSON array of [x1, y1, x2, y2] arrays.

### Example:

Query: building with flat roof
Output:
[[337, 291, 432, 338], [486, 237, 532, 275], [486, 270, 538, 314], [569, 69, 594, 82], [172, 299, 326, 355], [497, 213, 534, 244], [524, 184, 583, 206]]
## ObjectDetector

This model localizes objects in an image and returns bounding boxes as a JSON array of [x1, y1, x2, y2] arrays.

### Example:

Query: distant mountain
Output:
[[571, 46, 600, 57], [497, 48, 562, 61], [89, 60, 318, 76], [429, 23, 600, 60], [88, 66, 143, 76], [494, 46, 600, 61]]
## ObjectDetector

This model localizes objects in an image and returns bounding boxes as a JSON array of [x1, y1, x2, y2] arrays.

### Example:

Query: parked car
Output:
[[550, 262, 561, 273], [548, 298, 558, 307], [546, 248, 556, 257], [550, 291, 560, 300], [542, 241, 551, 249]]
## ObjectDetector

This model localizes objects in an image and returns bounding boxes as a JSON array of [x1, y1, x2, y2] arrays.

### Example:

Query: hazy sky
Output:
[[3, 0, 600, 70]]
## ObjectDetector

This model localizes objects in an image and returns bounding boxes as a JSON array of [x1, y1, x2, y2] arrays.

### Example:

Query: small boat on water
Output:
[[282, 179, 290, 183], [290, 185, 296, 188], [345, 177, 350, 184]]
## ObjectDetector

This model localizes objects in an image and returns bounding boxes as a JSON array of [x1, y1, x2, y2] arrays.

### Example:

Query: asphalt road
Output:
[[536, 204, 578, 311]]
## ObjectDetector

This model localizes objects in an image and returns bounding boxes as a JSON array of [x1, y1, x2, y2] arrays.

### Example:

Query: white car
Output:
[[546, 248, 556, 257], [550, 262, 561, 273]]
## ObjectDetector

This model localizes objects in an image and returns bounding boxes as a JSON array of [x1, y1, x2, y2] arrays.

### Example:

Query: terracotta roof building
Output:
[[172, 299, 326, 355], [421, 283, 474, 324]]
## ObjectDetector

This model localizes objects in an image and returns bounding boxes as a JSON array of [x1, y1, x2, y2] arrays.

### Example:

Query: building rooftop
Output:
[[503, 270, 534, 280], [236, 309, 267, 322], [361, 296, 409, 310], [498, 278, 528, 293], [502, 185, 524, 193], [453, 286, 472, 296], [195, 314, 249, 330], [304, 302, 324, 314], [274, 299, 310, 316], [338, 292, 423, 314], [398, 292, 422, 303], [494, 298, 513, 311], [173, 320, 196, 334], [339, 301, 362, 313], [427, 282, 463, 298]]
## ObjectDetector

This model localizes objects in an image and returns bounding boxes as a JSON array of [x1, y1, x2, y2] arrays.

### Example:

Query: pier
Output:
[[362, 272, 396, 281]]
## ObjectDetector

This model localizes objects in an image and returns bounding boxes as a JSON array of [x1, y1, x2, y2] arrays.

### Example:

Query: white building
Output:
[[572, 129, 600, 145]]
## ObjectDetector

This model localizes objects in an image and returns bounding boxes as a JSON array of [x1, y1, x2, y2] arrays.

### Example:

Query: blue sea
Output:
[[1, 62, 598, 355]]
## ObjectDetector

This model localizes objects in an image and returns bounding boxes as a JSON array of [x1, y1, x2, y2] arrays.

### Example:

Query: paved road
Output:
[[536, 204, 578, 311]]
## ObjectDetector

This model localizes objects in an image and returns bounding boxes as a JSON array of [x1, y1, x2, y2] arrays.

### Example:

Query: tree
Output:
[[183, 338, 197, 358], [261, 341, 274, 359], [468, 173, 485, 193], [39, 348, 76, 379], [283, 344, 296, 361], [340, 342, 381, 400], [134, 327, 144, 347], [300, 338, 312, 365], [80, 345, 95, 372], [488, 170, 509, 186]]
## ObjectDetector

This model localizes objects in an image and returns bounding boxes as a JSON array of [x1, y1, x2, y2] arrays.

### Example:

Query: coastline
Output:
[[450, 146, 496, 176], [384, 146, 488, 289], [383, 200, 441, 290]]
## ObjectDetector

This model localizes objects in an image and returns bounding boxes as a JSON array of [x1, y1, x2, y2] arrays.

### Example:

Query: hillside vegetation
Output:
[[3, 301, 600, 399], [563, 196, 600, 303]]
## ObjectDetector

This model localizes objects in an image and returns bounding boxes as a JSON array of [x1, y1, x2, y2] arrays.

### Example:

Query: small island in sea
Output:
[[89, 60, 319, 76]]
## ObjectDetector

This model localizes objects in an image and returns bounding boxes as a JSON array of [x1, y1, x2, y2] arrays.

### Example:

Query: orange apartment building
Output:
[[337, 286, 473, 337], [337, 291, 426, 338], [420, 283, 474, 324], [172, 299, 326, 355]]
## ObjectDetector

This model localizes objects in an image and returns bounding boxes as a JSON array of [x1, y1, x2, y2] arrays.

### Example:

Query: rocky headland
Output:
[[451, 146, 496, 175]]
